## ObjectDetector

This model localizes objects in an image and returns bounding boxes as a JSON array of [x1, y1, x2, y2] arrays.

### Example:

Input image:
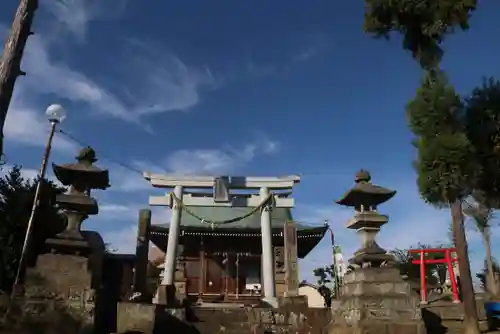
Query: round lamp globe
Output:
[[46, 104, 66, 123]]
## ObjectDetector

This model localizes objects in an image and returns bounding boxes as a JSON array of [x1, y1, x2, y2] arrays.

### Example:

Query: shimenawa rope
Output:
[[169, 191, 275, 227]]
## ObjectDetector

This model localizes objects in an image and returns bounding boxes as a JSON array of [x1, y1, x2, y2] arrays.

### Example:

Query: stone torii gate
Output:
[[143, 173, 300, 305]]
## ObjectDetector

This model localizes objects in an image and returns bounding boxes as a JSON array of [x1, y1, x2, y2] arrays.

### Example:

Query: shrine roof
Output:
[[149, 206, 320, 231], [148, 206, 326, 258]]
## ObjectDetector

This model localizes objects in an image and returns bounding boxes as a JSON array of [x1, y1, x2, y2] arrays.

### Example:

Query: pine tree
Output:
[[465, 78, 500, 206], [407, 71, 480, 334], [364, 3, 482, 333], [0, 165, 65, 294], [363, 0, 477, 69], [463, 78, 500, 296]]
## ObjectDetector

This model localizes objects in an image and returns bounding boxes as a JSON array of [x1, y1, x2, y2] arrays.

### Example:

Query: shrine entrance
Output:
[[205, 257, 224, 294], [408, 247, 459, 304]]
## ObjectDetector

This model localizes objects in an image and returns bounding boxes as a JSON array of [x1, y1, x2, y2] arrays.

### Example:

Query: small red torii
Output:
[[408, 247, 460, 304]]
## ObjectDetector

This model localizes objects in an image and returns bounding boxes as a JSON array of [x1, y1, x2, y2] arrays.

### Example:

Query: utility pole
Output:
[[0, 0, 39, 159]]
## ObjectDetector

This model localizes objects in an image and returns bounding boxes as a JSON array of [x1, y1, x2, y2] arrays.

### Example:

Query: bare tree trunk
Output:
[[451, 200, 480, 334], [482, 229, 498, 295], [0, 0, 38, 158]]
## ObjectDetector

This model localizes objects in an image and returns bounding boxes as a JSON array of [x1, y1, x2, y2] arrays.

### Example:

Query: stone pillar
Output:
[[260, 186, 276, 301], [133, 209, 151, 295], [162, 185, 183, 286], [283, 221, 299, 297], [274, 247, 286, 296]]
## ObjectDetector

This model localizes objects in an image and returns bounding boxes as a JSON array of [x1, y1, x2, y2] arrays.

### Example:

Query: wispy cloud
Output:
[[18, 34, 218, 123], [104, 138, 281, 192], [98, 206, 170, 253], [4, 98, 78, 154], [42, 0, 128, 41], [0, 164, 64, 187], [162, 138, 280, 176], [289, 34, 331, 64], [0, 18, 219, 132], [117, 39, 220, 116], [241, 34, 332, 80]]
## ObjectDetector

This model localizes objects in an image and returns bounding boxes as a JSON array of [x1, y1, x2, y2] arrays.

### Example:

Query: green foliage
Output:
[[313, 264, 336, 287], [312, 264, 338, 301], [465, 78, 500, 208], [391, 243, 446, 287], [407, 71, 477, 205], [363, 0, 477, 68], [0, 166, 66, 294]]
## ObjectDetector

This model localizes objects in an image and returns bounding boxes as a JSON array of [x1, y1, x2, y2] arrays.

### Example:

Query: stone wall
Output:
[[115, 299, 492, 334], [421, 299, 488, 334], [0, 295, 91, 334], [116, 302, 331, 334]]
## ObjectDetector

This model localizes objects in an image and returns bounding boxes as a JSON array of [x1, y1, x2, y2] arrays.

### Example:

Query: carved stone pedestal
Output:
[[327, 267, 425, 334], [24, 252, 97, 332]]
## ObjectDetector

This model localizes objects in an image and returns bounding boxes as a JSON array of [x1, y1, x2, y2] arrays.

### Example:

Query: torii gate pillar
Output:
[[144, 173, 300, 306]]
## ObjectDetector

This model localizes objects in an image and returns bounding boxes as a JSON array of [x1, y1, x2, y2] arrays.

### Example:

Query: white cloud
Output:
[[99, 203, 138, 220], [4, 101, 77, 153], [99, 206, 170, 253], [165, 139, 280, 175], [106, 164, 153, 192], [42, 0, 128, 41], [0, 164, 64, 186], [101, 224, 137, 254], [0, 165, 39, 180], [0, 22, 218, 130], [104, 138, 281, 192]]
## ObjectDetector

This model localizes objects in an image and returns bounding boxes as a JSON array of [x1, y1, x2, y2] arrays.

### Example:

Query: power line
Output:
[[57, 129, 330, 225], [57, 129, 144, 176], [56, 129, 340, 182]]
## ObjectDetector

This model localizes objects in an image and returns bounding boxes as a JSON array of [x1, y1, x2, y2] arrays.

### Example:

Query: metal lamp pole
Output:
[[12, 104, 66, 294]]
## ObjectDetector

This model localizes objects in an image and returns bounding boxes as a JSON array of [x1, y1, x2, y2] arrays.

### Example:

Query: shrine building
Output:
[[143, 173, 327, 304]]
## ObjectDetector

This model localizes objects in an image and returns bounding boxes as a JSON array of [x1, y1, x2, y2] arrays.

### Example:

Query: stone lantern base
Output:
[[327, 267, 425, 334]]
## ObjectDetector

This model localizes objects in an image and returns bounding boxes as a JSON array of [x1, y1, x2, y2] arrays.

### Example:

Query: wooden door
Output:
[[205, 258, 223, 293], [184, 260, 200, 294]]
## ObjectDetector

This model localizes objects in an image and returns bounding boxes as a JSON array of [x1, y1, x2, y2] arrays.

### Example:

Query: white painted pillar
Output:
[[161, 185, 183, 286], [260, 186, 276, 298]]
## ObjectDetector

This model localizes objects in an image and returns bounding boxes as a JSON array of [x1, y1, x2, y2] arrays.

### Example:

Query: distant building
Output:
[[298, 282, 325, 308]]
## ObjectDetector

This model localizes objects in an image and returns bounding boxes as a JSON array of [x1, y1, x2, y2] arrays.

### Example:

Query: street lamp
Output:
[[12, 104, 66, 293]]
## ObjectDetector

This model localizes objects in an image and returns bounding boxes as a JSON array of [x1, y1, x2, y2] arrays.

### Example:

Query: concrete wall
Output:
[[299, 285, 325, 308]]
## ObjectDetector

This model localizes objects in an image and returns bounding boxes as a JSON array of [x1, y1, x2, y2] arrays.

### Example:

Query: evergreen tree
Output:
[[364, 3, 482, 333], [463, 78, 500, 296], [363, 0, 477, 69], [465, 78, 500, 206], [0, 166, 66, 294], [406, 71, 480, 334]]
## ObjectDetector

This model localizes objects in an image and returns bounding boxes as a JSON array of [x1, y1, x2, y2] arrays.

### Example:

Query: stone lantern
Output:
[[49, 146, 110, 253], [336, 169, 396, 268], [327, 170, 425, 334], [24, 147, 111, 331]]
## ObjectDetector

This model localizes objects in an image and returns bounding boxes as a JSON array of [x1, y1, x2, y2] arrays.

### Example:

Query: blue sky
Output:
[[1, 0, 499, 284]]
